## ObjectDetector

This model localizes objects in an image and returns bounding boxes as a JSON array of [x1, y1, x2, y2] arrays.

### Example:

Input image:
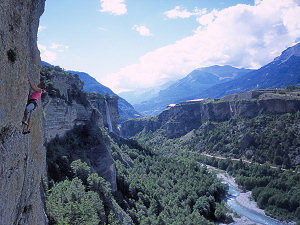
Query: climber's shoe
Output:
[[22, 130, 31, 135], [22, 121, 28, 126]]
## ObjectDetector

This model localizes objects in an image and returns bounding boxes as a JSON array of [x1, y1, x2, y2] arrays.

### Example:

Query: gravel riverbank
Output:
[[216, 172, 295, 225]]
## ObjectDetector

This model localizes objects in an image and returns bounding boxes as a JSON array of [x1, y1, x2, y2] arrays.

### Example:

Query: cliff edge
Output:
[[0, 0, 47, 224], [121, 89, 300, 138]]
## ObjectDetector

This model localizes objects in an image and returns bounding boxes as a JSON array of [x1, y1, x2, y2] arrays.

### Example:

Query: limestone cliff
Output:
[[121, 90, 300, 138], [0, 0, 47, 224], [41, 65, 119, 191]]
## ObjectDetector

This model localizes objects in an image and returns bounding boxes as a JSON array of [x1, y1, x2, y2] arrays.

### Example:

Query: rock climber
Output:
[[22, 76, 44, 134]]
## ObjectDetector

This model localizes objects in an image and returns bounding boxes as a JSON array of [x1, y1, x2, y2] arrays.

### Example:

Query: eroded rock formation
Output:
[[41, 67, 119, 191], [41, 68, 119, 141]]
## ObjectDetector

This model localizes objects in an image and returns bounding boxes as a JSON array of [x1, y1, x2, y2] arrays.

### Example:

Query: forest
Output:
[[135, 112, 300, 169], [45, 122, 231, 224], [132, 111, 300, 223]]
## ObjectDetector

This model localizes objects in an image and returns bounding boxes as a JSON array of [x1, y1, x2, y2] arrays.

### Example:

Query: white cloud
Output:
[[38, 25, 46, 32], [38, 44, 56, 63], [132, 25, 153, 37], [99, 0, 127, 16], [164, 6, 206, 19], [38, 43, 69, 62], [101, 0, 300, 93]]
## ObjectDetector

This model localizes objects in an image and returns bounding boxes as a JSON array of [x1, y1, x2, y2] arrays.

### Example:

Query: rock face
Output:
[[41, 67, 119, 191], [0, 0, 47, 224], [121, 90, 300, 138], [42, 68, 119, 141]]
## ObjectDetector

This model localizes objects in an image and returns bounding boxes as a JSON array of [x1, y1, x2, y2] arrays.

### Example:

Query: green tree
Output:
[[71, 159, 91, 183], [47, 178, 105, 225], [87, 173, 112, 199]]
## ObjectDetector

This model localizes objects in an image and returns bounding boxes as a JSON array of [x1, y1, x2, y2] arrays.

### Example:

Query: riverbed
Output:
[[217, 173, 295, 225]]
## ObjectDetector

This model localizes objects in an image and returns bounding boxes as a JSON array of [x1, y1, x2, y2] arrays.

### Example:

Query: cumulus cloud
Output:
[[164, 6, 206, 19], [101, 0, 300, 93], [38, 44, 56, 63], [132, 25, 153, 37], [38, 43, 69, 62], [99, 0, 127, 16]]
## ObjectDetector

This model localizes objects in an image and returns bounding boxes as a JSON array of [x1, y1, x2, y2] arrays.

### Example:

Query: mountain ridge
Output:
[[134, 65, 252, 116], [187, 42, 300, 100], [68, 70, 142, 123]]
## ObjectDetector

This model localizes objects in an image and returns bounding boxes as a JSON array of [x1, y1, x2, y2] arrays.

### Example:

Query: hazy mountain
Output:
[[68, 70, 142, 123], [188, 42, 300, 99], [134, 65, 252, 116], [119, 80, 175, 105], [41, 61, 52, 66]]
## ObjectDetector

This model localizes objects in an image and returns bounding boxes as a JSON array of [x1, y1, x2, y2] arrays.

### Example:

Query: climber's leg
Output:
[[23, 103, 34, 133], [26, 121, 32, 133]]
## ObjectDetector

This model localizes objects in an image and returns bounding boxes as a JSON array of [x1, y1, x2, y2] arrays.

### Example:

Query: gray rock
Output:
[[0, 0, 47, 224], [42, 71, 120, 191], [42, 73, 119, 141], [83, 145, 117, 192]]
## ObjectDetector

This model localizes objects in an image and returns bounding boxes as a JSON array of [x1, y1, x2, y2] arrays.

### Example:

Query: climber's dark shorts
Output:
[[25, 99, 37, 122]]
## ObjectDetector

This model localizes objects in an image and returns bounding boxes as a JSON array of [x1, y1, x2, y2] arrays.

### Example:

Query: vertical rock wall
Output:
[[0, 0, 46, 224]]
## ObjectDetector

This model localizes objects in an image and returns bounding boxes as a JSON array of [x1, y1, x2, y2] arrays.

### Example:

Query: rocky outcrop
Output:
[[0, 1, 47, 224], [42, 66, 119, 190], [42, 68, 119, 141], [81, 144, 117, 192], [121, 90, 300, 138]]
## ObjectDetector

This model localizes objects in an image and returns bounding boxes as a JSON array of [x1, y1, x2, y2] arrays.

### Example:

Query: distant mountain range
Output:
[[134, 65, 252, 116], [119, 80, 175, 105], [134, 43, 300, 116], [188, 42, 300, 100], [41, 61, 142, 123], [42, 42, 300, 121]]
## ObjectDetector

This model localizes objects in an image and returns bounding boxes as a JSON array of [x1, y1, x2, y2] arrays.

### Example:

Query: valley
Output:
[[1, 1, 300, 224]]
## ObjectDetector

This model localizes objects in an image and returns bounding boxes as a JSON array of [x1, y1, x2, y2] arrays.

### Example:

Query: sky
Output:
[[38, 0, 300, 94]]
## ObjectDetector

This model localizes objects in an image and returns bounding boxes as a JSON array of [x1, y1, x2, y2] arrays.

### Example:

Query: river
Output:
[[223, 180, 286, 225]]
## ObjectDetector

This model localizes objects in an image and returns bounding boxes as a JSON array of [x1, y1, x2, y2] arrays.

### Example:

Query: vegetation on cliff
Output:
[[135, 112, 300, 169]]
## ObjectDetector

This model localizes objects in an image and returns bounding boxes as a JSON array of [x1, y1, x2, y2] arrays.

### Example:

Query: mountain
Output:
[[41, 61, 52, 66], [119, 80, 175, 105], [134, 65, 252, 116], [68, 70, 142, 123], [188, 43, 300, 99]]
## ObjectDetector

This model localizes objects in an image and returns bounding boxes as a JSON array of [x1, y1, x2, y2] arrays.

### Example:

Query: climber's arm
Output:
[[28, 76, 42, 93]]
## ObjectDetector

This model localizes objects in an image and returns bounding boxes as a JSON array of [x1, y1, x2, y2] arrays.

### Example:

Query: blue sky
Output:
[[38, 0, 300, 93]]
